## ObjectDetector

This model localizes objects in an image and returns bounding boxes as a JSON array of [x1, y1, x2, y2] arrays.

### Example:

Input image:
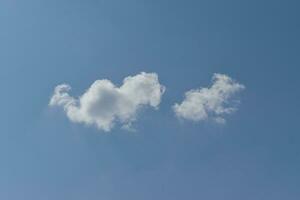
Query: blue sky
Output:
[[1, 0, 300, 199]]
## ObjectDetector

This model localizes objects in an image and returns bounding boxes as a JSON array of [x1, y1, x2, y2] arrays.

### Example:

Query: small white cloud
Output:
[[49, 72, 165, 132], [173, 73, 245, 123]]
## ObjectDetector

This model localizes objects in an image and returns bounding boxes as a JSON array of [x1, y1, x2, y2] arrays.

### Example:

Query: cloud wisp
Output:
[[49, 72, 165, 132], [173, 73, 245, 124]]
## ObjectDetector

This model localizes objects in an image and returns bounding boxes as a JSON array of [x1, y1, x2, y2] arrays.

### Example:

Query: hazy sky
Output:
[[1, 0, 299, 199]]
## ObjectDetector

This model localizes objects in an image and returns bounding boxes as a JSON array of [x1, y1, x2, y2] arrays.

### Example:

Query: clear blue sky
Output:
[[1, 0, 299, 199]]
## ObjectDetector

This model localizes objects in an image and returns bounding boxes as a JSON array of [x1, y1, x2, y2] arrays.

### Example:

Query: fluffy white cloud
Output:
[[49, 72, 165, 132], [173, 73, 245, 123]]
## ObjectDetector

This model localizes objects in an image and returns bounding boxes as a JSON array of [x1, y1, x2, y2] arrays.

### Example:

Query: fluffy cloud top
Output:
[[173, 73, 245, 123], [49, 72, 165, 131]]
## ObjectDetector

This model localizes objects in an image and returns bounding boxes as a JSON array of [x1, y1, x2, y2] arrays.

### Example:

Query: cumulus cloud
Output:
[[49, 72, 165, 132], [173, 73, 245, 123]]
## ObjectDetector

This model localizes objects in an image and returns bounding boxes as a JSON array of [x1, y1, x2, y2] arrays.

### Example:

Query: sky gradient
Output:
[[0, 0, 300, 199]]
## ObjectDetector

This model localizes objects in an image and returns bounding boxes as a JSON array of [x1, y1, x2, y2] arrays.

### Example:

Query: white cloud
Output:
[[49, 72, 165, 132], [173, 73, 245, 123]]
